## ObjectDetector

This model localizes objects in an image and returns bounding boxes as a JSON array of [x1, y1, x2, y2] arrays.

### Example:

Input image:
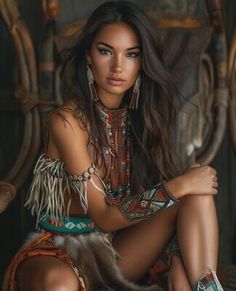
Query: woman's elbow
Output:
[[89, 204, 129, 233], [93, 217, 116, 233], [98, 223, 114, 233]]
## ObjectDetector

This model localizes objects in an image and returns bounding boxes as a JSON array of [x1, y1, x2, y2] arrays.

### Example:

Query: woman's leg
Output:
[[17, 256, 79, 291], [113, 204, 180, 281], [113, 194, 219, 289], [17, 195, 219, 290], [177, 194, 219, 288]]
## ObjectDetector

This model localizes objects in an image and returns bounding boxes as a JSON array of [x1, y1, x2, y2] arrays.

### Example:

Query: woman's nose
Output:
[[111, 55, 123, 73]]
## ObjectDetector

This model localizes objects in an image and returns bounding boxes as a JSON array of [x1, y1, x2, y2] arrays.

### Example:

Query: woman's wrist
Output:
[[166, 176, 188, 199], [170, 254, 181, 267]]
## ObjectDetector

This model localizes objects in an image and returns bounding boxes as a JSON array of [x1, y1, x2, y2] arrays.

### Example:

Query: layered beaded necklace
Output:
[[96, 101, 131, 203]]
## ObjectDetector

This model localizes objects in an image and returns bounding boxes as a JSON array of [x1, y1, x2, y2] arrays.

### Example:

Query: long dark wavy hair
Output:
[[60, 1, 183, 190]]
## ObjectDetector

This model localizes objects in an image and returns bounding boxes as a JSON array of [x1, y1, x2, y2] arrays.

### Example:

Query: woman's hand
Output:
[[168, 255, 191, 291], [166, 164, 218, 199]]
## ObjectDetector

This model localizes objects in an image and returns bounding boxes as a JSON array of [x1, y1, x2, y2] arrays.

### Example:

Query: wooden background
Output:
[[0, 0, 236, 285]]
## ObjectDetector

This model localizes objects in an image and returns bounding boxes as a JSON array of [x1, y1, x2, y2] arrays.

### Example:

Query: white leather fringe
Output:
[[25, 154, 106, 227]]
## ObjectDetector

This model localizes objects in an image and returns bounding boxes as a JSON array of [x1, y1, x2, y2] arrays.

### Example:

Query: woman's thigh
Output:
[[17, 255, 79, 291], [113, 204, 179, 282]]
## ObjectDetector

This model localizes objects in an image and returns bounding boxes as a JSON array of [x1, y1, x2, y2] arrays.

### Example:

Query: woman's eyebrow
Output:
[[126, 46, 141, 51], [97, 42, 141, 51]]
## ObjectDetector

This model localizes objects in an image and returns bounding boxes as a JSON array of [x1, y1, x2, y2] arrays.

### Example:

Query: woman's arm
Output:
[[48, 110, 217, 232], [48, 111, 174, 231], [48, 110, 131, 231], [166, 164, 218, 199]]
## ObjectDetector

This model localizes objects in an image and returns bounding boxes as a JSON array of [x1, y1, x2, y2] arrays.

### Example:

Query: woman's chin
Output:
[[103, 86, 126, 97]]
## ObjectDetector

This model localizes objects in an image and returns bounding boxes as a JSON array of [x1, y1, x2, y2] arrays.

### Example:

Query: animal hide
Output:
[[54, 232, 162, 291]]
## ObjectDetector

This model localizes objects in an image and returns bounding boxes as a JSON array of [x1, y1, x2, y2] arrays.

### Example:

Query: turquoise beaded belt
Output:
[[39, 214, 100, 234]]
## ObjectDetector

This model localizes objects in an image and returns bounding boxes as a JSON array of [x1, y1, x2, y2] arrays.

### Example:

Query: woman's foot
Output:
[[193, 270, 224, 291]]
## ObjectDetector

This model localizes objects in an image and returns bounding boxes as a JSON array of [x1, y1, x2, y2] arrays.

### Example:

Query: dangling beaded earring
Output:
[[87, 64, 98, 101], [129, 74, 141, 110]]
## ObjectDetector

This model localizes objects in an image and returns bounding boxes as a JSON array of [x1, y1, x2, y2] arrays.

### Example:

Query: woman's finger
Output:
[[190, 163, 201, 168], [210, 168, 217, 176], [212, 188, 218, 194], [213, 182, 218, 188]]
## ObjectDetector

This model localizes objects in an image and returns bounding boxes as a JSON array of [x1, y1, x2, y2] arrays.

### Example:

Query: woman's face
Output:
[[87, 22, 141, 108]]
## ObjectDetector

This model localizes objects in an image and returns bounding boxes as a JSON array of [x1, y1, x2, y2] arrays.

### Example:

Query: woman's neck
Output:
[[97, 89, 124, 109]]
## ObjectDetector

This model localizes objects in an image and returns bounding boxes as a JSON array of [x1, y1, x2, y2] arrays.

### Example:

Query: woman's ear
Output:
[[86, 53, 91, 65]]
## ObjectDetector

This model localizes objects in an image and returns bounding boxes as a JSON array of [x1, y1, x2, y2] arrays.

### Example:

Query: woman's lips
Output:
[[107, 77, 125, 86]]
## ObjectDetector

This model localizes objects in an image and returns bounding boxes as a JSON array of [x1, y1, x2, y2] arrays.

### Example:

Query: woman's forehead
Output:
[[92, 23, 140, 49]]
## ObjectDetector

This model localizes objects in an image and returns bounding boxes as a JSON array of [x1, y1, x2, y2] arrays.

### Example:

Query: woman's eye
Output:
[[98, 48, 112, 55], [127, 52, 140, 58]]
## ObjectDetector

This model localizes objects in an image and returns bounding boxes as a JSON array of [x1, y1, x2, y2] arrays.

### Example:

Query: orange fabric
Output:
[[5, 232, 87, 291]]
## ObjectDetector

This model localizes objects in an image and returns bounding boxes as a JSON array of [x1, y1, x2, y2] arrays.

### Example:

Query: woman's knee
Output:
[[17, 256, 79, 291], [180, 194, 215, 209], [40, 266, 79, 291]]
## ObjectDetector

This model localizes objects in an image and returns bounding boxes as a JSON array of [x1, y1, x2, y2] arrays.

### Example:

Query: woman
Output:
[[5, 1, 223, 290]]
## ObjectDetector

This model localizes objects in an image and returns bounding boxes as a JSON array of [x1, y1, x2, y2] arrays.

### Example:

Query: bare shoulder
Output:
[[49, 99, 89, 147]]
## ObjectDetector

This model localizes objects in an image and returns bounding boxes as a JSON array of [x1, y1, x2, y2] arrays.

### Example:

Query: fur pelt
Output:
[[2, 232, 162, 291], [53, 232, 162, 291]]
